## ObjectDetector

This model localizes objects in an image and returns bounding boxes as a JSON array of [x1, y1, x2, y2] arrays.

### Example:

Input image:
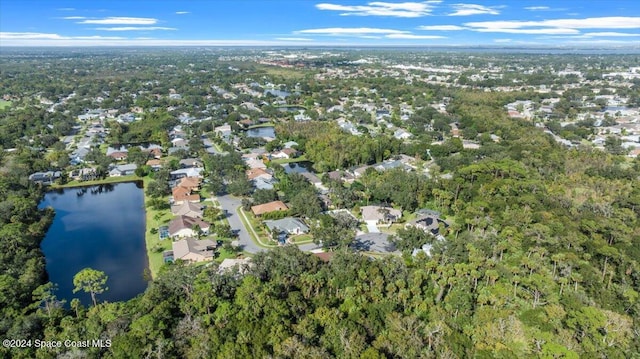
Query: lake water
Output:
[[39, 182, 148, 306], [281, 161, 314, 174], [264, 89, 291, 98], [247, 126, 276, 138]]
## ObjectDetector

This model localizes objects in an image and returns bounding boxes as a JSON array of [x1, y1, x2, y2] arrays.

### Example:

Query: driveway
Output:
[[365, 220, 380, 233], [216, 194, 263, 254]]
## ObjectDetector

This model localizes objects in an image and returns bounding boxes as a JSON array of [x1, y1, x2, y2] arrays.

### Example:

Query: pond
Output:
[[246, 126, 276, 138], [39, 182, 148, 306], [264, 89, 291, 98], [281, 161, 314, 174]]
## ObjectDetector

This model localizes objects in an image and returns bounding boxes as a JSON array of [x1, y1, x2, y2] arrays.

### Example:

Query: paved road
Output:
[[216, 194, 263, 254]]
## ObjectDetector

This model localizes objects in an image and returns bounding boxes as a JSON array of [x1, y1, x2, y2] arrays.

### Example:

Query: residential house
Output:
[[218, 258, 252, 274], [394, 129, 413, 140], [179, 158, 203, 168], [140, 144, 163, 159], [108, 164, 137, 177], [214, 124, 232, 143], [177, 176, 201, 192], [171, 138, 189, 148], [71, 167, 98, 181], [300, 172, 324, 189], [246, 168, 272, 181], [168, 216, 210, 238], [171, 201, 204, 218], [170, 167, 204, 180], [28, 171, 61, 185], [374, 160, 412, 172], [253, 176, 277, 190], [243, 153, 267, 169], [106, 146, 128, 161], [283, 141, 299, 149], [271, 148, 297, 159], [168, 147, 190, 155], [352, 165, 371, 178], [70, 147, 90, 165], [251, 201, 288, 216], [171, 237, 217, 262], [172, 186, 201, 205], [146, 159, 163, 171], [406, 215, 441, 235], [361, 205, 402, 224], [327, 170, 355, 183], [263, 217, 310, 235]]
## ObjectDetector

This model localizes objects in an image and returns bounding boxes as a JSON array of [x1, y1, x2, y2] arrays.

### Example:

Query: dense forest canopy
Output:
[[0, 49, 638, 358]]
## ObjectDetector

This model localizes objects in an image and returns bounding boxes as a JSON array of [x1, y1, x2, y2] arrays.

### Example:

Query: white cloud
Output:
[[583, 32, 640, 37], [297, 27, 409, 35], [57, 8, 75, 11], [62, 16, 86, 20], [0, 32, 124, 40], [95, 27, 177, 31], [465, 17, 640, 31], [1, 32, 65, 40], [524, 6, 549, 11], [0, 38, 343, 47], [448, 4, 500, 16], [472, 27, 579, 35], [417, 25, 466, 30], [79, 17, 158, 25], [386, 33, 445, 39], [275, 37, 314, 41], [316, 1, 439, 18], [493, 38, 512, 43], [176, 11, 189, 15]]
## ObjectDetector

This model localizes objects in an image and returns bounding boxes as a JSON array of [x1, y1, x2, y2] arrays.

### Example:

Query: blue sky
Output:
[[1, 1, 639, 46]]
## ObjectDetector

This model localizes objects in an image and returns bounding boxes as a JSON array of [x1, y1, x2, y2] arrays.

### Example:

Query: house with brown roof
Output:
[[171, 201, 204, 219], [172, 186, 201, 205], [246, 168, 272, 181], [171, 237, 217, 262], [251, 200, 288, 216], [106, 146, 128, 161], [146, 159, 163, 171], [177, 176, 201, 192], [168, 216, 211, 238]]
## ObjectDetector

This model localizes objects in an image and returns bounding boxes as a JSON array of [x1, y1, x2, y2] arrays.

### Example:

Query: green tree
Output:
[[72, 268, 108, 306]]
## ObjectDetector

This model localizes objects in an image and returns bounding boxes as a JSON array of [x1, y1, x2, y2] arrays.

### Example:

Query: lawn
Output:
[[237, 207, 278, 248], [270, 155, 308, 165], [258, 65, 309, 79], [54, 175, 140, 188], [247, 122, 275, 129], [290, 233, 314, 244], [0, 100, 11, 110], [141, 176, 174, 277]]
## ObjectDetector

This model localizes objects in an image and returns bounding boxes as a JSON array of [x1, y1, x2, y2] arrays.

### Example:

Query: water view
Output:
[[281, 161, 314, 174], [247, 125, 276, 138], [263, 89, 291, 98], [39, 182, 148, 306]]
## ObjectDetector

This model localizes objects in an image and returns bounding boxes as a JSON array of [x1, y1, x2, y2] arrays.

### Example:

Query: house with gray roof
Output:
[[109, 163, 137, 177], [263, 217, 310, 235], [171, 201, 204, 219], [28, 171, 61, 185], [170, 167, 204, 180]]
